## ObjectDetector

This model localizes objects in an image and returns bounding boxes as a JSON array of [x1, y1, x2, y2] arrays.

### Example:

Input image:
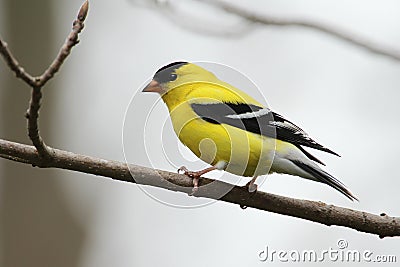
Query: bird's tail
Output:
[[291, 160, 358, 201]]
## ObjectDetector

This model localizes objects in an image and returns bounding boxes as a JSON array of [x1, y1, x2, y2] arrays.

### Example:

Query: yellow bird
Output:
[[143, 62, 357, 201]]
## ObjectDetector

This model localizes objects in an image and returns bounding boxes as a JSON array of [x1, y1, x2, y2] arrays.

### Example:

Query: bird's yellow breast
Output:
[[160, 81, 276, 177], [166, 100, 275, 177]]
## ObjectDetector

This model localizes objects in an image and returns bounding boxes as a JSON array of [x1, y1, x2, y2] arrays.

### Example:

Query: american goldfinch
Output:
[[143, 62, 357, 201]]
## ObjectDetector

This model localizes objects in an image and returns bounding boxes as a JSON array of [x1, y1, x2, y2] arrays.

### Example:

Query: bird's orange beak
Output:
[[142, 79, 164, 94]]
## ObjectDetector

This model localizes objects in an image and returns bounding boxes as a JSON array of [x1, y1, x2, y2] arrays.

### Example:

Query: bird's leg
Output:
[[177, 165, 218, 195], [245, 176, 258, 193], [239, 176, 259, 209]]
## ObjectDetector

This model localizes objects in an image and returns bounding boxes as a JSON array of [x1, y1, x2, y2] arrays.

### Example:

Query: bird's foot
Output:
[[245, 180, 258, 193], [177, 166, 200, 195], [240, 180, 258, 209], [239, 184, 257, 210], [239, 182, 257, 209]]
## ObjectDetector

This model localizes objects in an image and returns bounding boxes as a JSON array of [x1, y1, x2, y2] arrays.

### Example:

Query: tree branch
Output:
[[0, 40, 36, 87], [201, 0, 400, 61], [0, 0, 89, 88], [0, 0, 89, 158], [147, 0, 400, 62], [0, 138, 399, 238], [36, 0, 89, 87]]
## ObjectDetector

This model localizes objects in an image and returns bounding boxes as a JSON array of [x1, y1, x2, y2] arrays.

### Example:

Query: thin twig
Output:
[[37, 0, 89, 87], [0, 138, 399, 238], [0, 0, 89, 158], [0, 40, 37, 87], [190, 0, 400, 61], [25, 87, 53, 158], [0, 1, 88, 88]]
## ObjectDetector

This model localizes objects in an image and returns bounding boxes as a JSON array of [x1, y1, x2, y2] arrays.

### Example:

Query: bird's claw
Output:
[[245, 181, 258, 193], [178, 166, 200, 195], [177, 166, 196, 178], [240, 181, 258, 210], [189, 183, 199, 196], [177, 166, 189, 175], [248, 183, 258, 193]]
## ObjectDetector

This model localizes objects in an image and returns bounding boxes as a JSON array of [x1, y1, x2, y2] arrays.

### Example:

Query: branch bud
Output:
[[78, 0, 89, 21]]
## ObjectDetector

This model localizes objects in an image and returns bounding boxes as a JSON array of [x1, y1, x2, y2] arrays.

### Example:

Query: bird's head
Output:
[[142, 61, 218, 97]]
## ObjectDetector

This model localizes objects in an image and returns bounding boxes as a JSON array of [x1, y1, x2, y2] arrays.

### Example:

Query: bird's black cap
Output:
[[154, 61, 188, 83], [155, 61, 188, 74]]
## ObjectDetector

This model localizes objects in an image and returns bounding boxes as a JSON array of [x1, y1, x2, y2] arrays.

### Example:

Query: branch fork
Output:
[[0, 0, 89, 158]]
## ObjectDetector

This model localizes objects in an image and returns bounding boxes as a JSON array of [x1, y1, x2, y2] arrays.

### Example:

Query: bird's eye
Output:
[[170, 73, 177, 81]]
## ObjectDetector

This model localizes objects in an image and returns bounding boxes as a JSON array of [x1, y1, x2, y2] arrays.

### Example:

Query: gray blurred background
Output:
[[1, 0, 400, 266]]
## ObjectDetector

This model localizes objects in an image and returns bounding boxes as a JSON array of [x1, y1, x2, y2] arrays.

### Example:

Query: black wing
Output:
[[270, 112, 340, 157], [191, 102, 339, 164]]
